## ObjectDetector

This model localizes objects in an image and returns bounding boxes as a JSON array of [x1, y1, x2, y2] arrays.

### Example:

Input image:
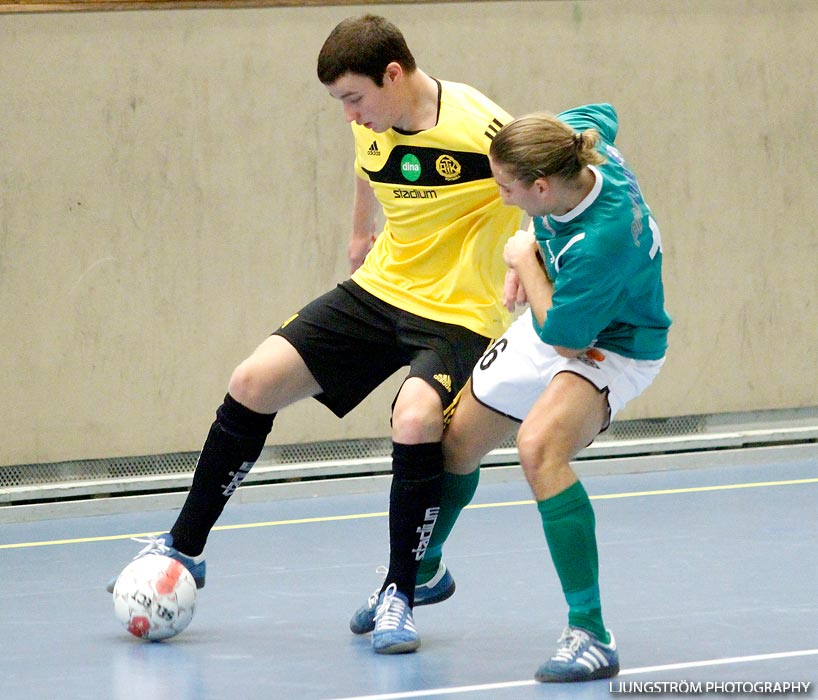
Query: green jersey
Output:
[[532, 104, 671, 360]]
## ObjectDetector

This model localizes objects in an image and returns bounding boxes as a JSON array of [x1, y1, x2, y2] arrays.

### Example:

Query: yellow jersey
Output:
[[350, 79, 522, 339]]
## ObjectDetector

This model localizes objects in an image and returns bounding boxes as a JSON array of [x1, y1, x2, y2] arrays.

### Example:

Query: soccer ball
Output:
[[112, 554, 197, 641]]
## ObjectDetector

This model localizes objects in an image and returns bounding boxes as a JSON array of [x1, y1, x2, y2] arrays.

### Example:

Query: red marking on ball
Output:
[[155, 559, 184, 595], [128, 616, 151, 638]]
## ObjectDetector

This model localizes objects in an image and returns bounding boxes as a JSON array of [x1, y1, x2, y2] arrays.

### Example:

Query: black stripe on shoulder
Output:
[[484, 118, 504, 140]]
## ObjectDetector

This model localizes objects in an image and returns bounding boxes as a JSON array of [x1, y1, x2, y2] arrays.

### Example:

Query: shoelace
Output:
[[131, 536, 172, 560], [374, 583, 405, 632], [365, 565, 389, 610], [552, 627, 590, 661]]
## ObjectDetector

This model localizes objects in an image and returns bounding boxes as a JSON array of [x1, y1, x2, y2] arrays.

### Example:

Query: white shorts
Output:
[[471, 309, 665, 424]]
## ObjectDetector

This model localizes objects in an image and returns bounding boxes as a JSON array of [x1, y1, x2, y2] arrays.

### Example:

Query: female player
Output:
[[440, 104, 671, 682]]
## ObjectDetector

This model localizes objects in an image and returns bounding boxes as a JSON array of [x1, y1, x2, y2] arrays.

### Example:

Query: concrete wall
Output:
[[1, 0, 816, 466]]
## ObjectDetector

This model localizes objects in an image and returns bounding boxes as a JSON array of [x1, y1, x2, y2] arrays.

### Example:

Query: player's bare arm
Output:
[[503, 229, 553, 325], [502, 268, 527, 312], [349, 176, 378, 273]]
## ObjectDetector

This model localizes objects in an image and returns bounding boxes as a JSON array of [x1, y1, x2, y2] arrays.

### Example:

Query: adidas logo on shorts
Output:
[[433, 373, 452, 392]]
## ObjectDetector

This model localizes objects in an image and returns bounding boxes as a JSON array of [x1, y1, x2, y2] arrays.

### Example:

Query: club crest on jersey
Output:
[[435, 154, 462, 181]]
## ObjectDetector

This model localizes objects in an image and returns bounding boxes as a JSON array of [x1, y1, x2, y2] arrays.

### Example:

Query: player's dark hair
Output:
[[317, 14, 417, 86], [490, 113, 605, 184]]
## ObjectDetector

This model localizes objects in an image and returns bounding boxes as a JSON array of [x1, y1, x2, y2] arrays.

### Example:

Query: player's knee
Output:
[[391, 402, 444, 444], [516, 427, 543, 473], [227, 358, 269, 409], [516, 422, 562, 481]]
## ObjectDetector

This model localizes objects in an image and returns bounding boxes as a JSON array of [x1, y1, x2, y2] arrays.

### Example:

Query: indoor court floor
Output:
[[1, 444, 816, 700]]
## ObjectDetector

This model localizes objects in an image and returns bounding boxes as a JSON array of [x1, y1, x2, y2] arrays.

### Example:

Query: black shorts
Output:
[[274, 280, 492, 419]]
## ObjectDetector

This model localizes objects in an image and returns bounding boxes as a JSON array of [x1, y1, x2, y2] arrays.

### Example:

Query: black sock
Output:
[[383, 441, 444, 606], [170, 393, 275, 556]]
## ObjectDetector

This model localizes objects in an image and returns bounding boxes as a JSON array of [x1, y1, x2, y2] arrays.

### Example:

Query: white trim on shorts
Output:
[[471, 308, 665, 424]]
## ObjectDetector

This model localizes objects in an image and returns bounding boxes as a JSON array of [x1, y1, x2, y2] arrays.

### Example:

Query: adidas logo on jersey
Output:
[[484, 118, 504, 140], [433, 373, 452, 392], [367, 141, 381, 156]]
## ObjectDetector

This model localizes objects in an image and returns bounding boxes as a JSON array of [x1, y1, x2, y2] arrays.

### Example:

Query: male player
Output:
[[108, 14, 521, 655]]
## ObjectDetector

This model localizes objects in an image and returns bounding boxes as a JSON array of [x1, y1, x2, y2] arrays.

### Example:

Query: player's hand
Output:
[[503, 229, 538, 270], [348, 234, 376, 273], [503, 269, 528, 312]]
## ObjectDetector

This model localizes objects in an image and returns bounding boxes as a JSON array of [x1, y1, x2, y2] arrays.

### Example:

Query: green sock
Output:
[[416, 469, 480, 584], [537, 481, 609, 643]]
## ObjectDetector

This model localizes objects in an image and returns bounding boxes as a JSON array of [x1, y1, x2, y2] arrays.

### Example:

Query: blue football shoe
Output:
[[535, 627, 620, 682], [105, 533, 206, 593], [349, 562, 455, 634], [371, 584, 420, 654]]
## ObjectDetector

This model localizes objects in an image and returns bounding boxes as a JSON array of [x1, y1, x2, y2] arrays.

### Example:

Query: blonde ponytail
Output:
[[490, 113, 605, 183]]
